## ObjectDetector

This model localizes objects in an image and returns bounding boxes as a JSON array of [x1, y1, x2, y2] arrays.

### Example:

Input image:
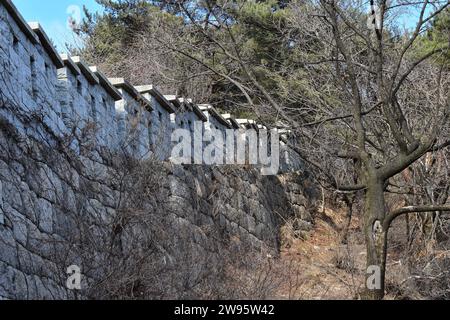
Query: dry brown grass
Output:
[[270, 207, 367, 299], [271, 203, 450, 300]]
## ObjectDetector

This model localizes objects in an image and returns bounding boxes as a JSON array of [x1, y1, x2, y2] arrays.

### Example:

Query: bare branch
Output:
[[385, 204, 450, 229]]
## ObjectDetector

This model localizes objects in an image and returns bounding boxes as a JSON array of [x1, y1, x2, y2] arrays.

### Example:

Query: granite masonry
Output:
[[0, 0, 316, 299]]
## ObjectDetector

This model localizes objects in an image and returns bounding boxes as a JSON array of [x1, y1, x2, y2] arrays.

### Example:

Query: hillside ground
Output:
[[269, 205, 430, 300]]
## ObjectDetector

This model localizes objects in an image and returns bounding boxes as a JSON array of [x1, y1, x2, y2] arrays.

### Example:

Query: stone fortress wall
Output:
[[0, 0, 315, 299], [2, 0, 304, 170]]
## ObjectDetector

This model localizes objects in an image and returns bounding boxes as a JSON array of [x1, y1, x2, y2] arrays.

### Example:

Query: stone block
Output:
[[35, 198, 53, 234]]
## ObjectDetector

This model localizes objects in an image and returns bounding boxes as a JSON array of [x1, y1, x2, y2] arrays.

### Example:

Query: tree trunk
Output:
[[363, 180, 388, 300], [340, 195, 354, 245]]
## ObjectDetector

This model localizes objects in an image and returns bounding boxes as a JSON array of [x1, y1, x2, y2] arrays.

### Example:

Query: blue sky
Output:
[[13, 0, 103, 52]]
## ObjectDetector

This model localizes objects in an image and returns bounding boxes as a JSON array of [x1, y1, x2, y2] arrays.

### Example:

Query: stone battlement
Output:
[[0, 0, 302, 172]]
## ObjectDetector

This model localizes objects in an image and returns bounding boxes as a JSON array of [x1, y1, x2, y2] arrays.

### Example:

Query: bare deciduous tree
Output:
[[147, 0, 450, 299]]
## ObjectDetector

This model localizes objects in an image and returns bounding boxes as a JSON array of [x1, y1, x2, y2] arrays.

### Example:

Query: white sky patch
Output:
[[42, 20, 84, 53]]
